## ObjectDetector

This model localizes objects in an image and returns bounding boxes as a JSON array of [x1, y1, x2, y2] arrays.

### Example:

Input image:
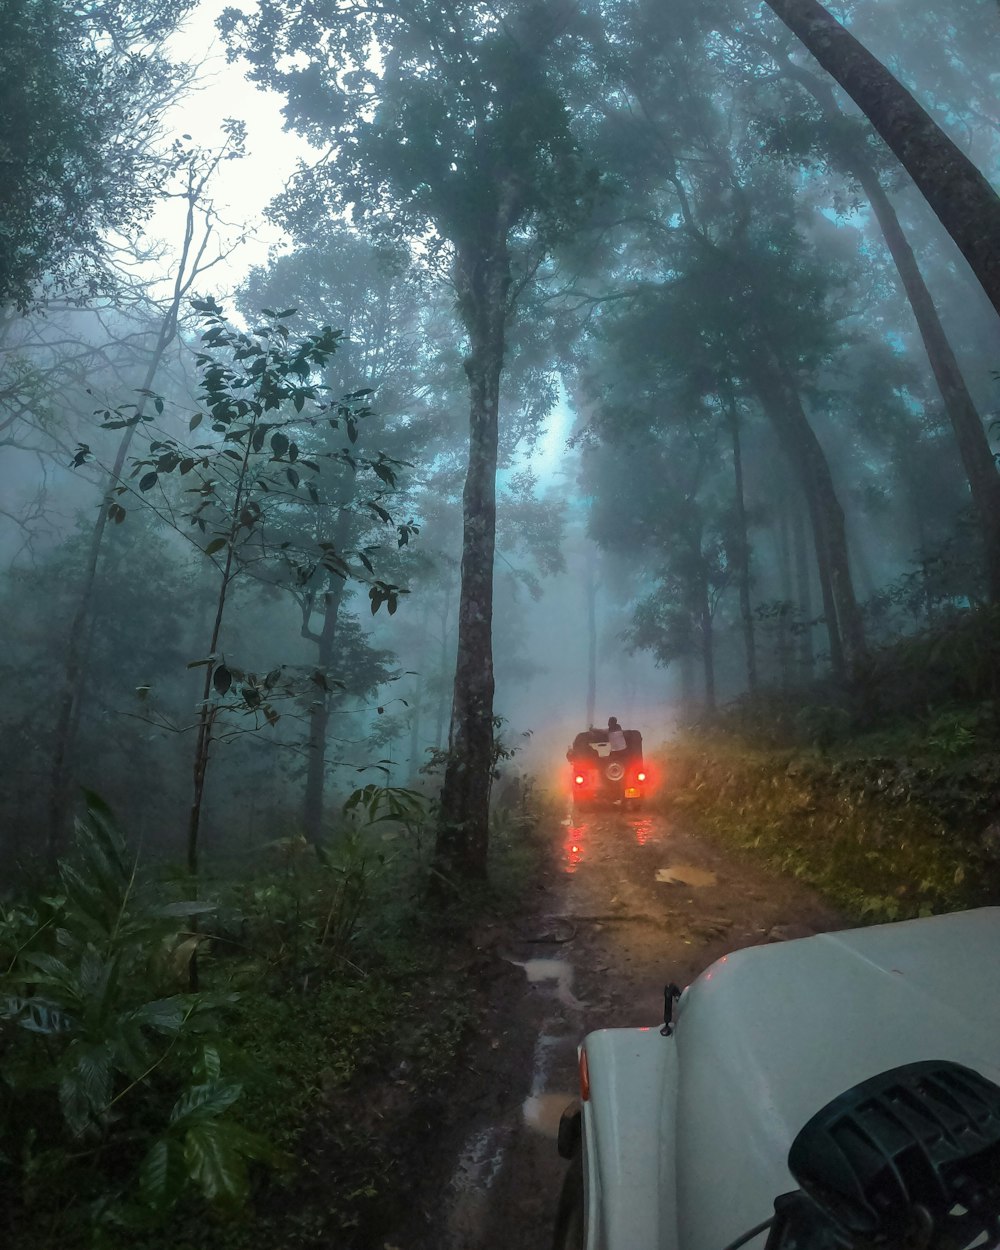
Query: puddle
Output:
[[521, 1029, 577, 1139], [632, 818, 657, 846], [446, 1123, 515, 1245], [562, 825, 586, 873], [655, 864, 717, 886], [508, 958, 584, 1009], [522, 1091, 575, 1138]]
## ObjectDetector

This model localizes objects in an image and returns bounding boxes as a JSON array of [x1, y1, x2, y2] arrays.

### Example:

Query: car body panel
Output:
[[577, 907, 1000, 1250], [583, 1028, 677, 1250], [568, 729, 645, 807]]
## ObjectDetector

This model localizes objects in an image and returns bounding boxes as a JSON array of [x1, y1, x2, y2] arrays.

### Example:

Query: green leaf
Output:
[[139, 472, 158, 492], [140, 1137, 188, 1214], [213, 666, 232, 696], [170, 1081, 243, 1131], [204, 537, 227, 556], [286, 467, 300, 488], [270, 432, 289, 458], [194, 1043, 222, 1083], [189, 413, 203, 432], [151, 901, 218, 919], [127, 997, 188, 1033]]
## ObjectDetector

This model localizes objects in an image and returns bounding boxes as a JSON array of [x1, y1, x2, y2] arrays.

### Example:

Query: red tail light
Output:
[[637, 771, 646, 782], [574, 774, 585, 785]]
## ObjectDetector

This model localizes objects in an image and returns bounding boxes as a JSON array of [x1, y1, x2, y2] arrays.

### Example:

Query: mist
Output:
[[2, 0, 999, 871]]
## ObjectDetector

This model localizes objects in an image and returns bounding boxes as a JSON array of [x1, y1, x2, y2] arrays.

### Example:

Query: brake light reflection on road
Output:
[[563, 824, 585, 873]]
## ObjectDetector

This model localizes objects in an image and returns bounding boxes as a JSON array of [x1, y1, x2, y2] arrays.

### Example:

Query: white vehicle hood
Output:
[[672, 907, 1000, 1250]]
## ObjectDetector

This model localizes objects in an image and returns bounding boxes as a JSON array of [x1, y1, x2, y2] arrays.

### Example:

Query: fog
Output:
[[2, 0, 998, 874]]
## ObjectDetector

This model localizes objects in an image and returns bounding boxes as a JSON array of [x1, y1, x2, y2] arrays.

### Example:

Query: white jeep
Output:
[[554, 907, 1000, 1250]]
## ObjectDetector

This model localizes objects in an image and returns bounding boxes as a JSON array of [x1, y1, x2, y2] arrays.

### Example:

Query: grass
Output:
[[104, 788, 555, 1250], [660, 733, 1000, 925]]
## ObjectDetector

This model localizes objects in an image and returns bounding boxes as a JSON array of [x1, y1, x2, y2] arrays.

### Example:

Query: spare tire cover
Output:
[[606, 761, 625, 781]]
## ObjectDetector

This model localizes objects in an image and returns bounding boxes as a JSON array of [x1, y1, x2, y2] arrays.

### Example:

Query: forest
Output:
[[1, 0, 999, 1245]]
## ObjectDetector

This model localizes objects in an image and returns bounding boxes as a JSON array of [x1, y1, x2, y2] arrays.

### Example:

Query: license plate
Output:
[[625, 788, 639, 798]]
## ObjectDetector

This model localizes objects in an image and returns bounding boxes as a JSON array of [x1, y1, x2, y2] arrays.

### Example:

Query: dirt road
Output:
[[397, 803, 843, 1250]]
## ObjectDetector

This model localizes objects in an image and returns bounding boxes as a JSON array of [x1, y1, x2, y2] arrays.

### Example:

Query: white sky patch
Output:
[[140, 0, 319, 295]]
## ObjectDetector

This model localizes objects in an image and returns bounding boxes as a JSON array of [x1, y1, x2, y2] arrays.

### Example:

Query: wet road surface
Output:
[[435, 803, 842, 1250]]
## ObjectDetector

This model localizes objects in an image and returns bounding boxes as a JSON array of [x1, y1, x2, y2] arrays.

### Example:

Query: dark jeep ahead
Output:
[[566, 727, 645, 810]]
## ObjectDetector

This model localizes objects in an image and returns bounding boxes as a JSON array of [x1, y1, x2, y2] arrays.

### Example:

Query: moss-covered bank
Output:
[[660, 736, 1000, 924]]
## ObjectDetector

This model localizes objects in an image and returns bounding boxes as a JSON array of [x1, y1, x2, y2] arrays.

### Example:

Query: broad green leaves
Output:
[[0, 797, 264, 1230]]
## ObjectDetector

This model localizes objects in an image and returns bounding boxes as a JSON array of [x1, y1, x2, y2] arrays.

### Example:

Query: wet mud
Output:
[[397, 803, 843, 1250]]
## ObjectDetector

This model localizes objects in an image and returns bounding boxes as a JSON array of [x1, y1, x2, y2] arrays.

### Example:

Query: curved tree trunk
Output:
[[781, 59, 1000, 602], [763, 0, 1000, 318]]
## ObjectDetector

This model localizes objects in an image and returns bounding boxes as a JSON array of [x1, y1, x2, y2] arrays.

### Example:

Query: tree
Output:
[[76, 301, 408, 880], [224, 0, 596, 884], [748, 43, 1000, 604], [761, 0, 1000, 319], [0, 0, 195, 309], [47, 130, 248, 865]]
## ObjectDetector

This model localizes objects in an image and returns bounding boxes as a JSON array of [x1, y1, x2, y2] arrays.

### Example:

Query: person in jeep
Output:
[[567, 721, 645, 809]]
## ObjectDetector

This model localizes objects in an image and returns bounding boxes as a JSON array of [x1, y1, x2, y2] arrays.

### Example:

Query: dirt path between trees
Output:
[[389, 804, 843, 1250]]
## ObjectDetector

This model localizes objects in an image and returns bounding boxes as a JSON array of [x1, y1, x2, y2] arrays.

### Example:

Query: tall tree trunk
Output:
[[793, 504, 816, 682], [300, 579, 349, 842], [749, 356, 864, 677], [433, 230, 511, 886], [407, 671, 423, 781], [726, 398, 758, 695], [776, 494, 793, 688], [763, 0, 1000, 318], [433, 578, 453, 749], [301, 502, 355, 842], [47, 165, 218, 865], [585, 561, 597, 725], [698, 574, 716, 714], [47, 328, 176, 866], [678, 651, 696, 715], [781, 58, 1000, 602]]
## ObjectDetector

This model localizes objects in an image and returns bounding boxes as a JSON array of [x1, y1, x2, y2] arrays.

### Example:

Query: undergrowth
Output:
[[2, 781, 549, 1250], [661, 735, 1000, 924]]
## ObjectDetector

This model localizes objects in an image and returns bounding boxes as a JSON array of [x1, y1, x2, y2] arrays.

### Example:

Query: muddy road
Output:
[[398, 804, 843, 1250]]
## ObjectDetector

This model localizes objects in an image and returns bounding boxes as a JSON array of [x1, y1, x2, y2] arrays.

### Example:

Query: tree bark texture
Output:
[[776, 494, 793, 687], [727, 403, 758, 694], [301, 502, 355, 842], [764, 0, 1000, 318], [783, 59, 1000, 602], [793, 503, 816, 681], [585, 561, 597, 726], [48, 344, 171, 866], [699, 574, 717, 713], [749, 355, 865, 677], [433, 227, 512, 885]]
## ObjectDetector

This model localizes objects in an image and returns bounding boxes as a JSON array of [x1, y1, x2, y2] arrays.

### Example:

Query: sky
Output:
[[146, 0, 316, 294]]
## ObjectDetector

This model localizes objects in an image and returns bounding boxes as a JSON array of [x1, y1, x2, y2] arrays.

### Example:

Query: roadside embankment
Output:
[[659, 735, 1000, 923]]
